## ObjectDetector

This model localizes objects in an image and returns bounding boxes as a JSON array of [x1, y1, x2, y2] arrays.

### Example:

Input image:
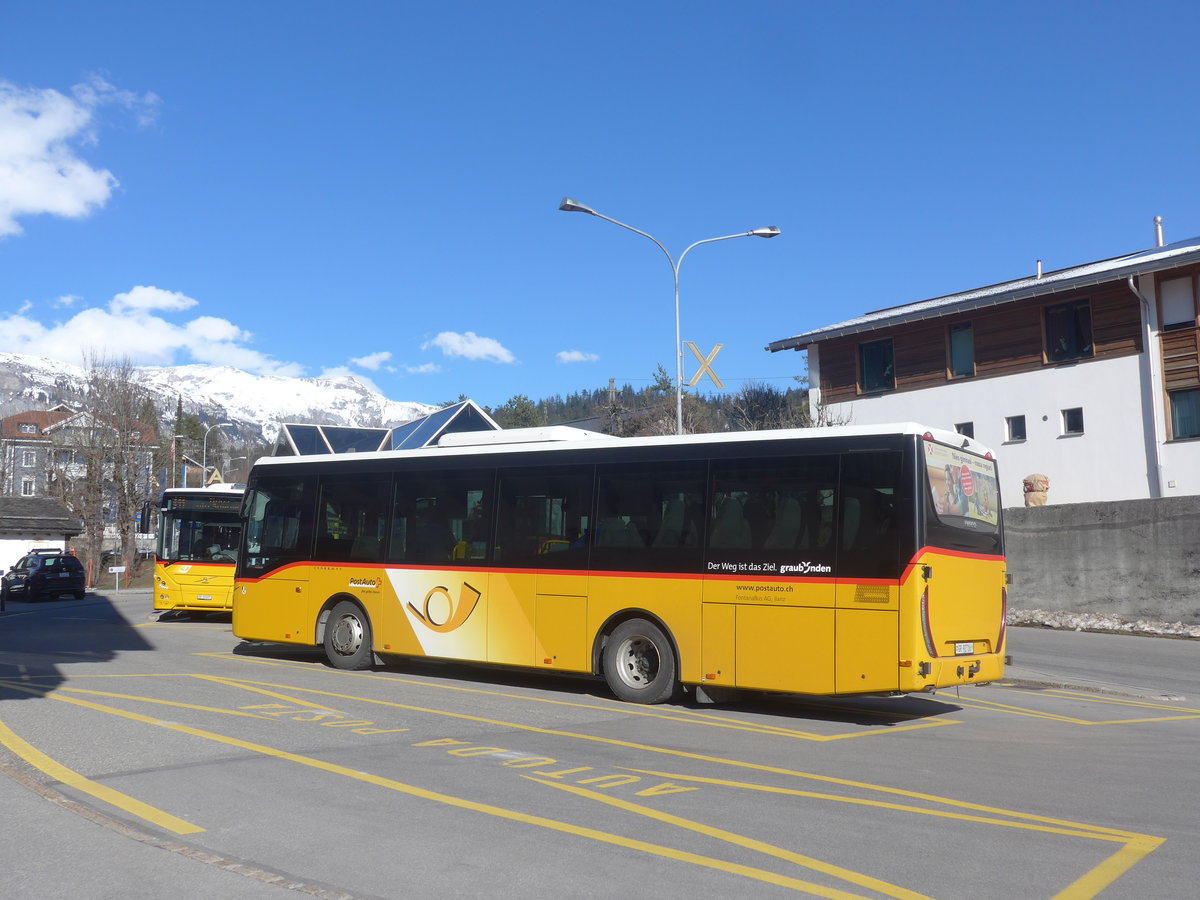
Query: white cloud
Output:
[[0, 76, 158, 238], [556, 349, 599, 364], [54, 294, 81, 307], [406, 362, 441, 374], [422, 331, 516, 364], [185, 315, 249, 343], [351, 350, 392, 371], [112, 285, 198, 315], [1, 284, 303, 377]]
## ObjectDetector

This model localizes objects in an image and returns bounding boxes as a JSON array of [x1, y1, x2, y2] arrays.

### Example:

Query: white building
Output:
[[767, 233, 1200, 506]]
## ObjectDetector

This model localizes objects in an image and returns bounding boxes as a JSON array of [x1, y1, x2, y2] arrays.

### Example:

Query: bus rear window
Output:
[[924, 440, 999, 533]]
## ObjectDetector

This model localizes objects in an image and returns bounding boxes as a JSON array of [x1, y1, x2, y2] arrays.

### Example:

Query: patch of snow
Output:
[[1009, 608, 1200, 639]]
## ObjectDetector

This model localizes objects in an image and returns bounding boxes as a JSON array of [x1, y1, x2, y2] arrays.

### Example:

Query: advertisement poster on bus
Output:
[[924, 440, 1000, 528]]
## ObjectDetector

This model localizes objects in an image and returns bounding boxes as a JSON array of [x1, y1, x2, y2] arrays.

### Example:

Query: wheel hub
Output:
[[618, 636, 659, 687], [330, 615, 363, 655]]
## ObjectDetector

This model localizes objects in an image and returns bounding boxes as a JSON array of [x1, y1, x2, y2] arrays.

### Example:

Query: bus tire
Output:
[[324, 600, 373, 670], [602, 618, 678, 704]]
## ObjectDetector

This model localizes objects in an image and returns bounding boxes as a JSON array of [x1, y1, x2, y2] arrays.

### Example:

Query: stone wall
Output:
[[1004, 496, 1200, 625]]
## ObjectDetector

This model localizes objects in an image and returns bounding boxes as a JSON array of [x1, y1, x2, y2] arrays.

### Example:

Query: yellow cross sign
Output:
[[685, 342, 724, 389]]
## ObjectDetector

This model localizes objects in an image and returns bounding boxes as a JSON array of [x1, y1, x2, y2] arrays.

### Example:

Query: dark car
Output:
[[1, 551, 87, 603]]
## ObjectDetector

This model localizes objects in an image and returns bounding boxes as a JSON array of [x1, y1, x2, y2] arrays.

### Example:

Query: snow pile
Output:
[[1009, 608, 1200, 638]]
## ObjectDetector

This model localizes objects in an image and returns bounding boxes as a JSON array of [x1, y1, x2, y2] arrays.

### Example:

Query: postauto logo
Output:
[[407, 582, 482, 634]]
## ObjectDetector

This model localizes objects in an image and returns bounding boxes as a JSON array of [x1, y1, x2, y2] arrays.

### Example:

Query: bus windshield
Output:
[[923, 439, 1000, 533], [158, 495, 242, 563]]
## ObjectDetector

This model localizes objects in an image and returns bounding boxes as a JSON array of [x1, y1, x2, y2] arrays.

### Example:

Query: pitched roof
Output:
[[0, 497, 84, 536], [0, 408, 73, 439], [0, 408, 158, 445], [766, 236, 1200, 352]]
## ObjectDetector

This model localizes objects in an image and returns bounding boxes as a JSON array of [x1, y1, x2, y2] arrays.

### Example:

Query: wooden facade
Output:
[[819, 280, 1145, 405], [1156, 265, 1200, 395]]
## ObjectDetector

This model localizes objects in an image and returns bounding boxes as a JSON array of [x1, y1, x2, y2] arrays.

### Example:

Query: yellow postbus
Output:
[[154, 485, 244, 614], [233, 424, 1006, 703]]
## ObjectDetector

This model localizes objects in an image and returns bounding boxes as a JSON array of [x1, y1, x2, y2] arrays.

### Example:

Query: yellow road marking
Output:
[[196, 651, 959, 741], [620, 768, 1144, 842], [934, 690, 1200, 726], [43, 686, 303, 719], [22, 691, 881, 897], [596, 771, 1164, 900], [529, 777, 932, 900], [0, 718, 203, 835], [169, 673, 1164, 854], [12, 666, 1167, 897], [1051, 835, 1166, 900]]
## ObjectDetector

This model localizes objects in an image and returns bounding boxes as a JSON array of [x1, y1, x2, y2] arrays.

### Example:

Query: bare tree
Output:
[[46, 355, 158, 583]]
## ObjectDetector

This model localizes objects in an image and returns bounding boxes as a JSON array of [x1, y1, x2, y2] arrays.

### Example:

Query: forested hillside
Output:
[[483, 367, 823, 435]]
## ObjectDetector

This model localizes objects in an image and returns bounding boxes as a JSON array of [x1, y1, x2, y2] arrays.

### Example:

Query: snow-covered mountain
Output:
[[0, 353, 438, 443]]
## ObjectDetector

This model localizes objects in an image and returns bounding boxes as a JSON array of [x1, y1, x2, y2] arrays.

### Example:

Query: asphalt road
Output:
[[1, 590, 1198, 899]]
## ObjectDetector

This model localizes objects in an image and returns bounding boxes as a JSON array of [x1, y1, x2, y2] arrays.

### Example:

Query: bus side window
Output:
[[391, 470, 494, 566], [316, 475, 391, 563], [837, 452, 902, 578], [593, 461, 705, 573], [496, 467, 592, 569], [707, 456, 838, 571]]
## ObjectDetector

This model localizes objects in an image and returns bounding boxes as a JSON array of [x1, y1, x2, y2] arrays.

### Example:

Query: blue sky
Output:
[[4, 2, 1200, 411]]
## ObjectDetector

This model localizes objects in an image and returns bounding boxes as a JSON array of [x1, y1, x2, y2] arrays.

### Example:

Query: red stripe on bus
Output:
[[235, 546, 1004, 586]]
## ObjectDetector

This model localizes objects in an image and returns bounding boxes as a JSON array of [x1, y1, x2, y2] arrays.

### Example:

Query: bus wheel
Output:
[[603, 618, 678, 704], [324, 601, 373, 670]]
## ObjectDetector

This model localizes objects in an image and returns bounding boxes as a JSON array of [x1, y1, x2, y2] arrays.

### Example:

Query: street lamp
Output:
[[558, 197, 780, 435], [202, 422, 233, 481]]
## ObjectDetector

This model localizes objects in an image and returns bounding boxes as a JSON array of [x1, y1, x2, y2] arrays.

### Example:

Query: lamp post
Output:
[[202, 423, 233, 483], [558, 198, 780, 435]]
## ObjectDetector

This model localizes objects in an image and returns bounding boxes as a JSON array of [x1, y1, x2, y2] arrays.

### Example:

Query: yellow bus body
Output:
[[233, 424, 1007, 700], [154, 560, 237, 613], [234, 548, 1005, 696]]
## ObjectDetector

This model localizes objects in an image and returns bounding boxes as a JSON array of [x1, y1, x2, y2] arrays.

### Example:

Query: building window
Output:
[[1170, 388, 1200, 440], [21, 450, 36, 467], [947, 322, 974, 378], [1045, 299, 1094, 362], [858, 338, 895, 393], [1062, 407, 1085, 435], [1160, 277, 1197, 331], [955, 422, 974, 439], [18, 423, 37, 434], [21, 478, 35, 496], [1006, 415, 1027, 442]]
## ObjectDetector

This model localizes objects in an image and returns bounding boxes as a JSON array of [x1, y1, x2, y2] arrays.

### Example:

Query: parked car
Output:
[[1, 551, 86, 603]]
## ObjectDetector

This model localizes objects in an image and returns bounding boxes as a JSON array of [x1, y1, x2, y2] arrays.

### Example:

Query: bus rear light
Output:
[[997, 587, 1008, 654], [920, 588, 938, 658]]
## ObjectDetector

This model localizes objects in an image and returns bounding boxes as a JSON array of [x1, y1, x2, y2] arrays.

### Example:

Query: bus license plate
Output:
[[954, 642, 974, 655]]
